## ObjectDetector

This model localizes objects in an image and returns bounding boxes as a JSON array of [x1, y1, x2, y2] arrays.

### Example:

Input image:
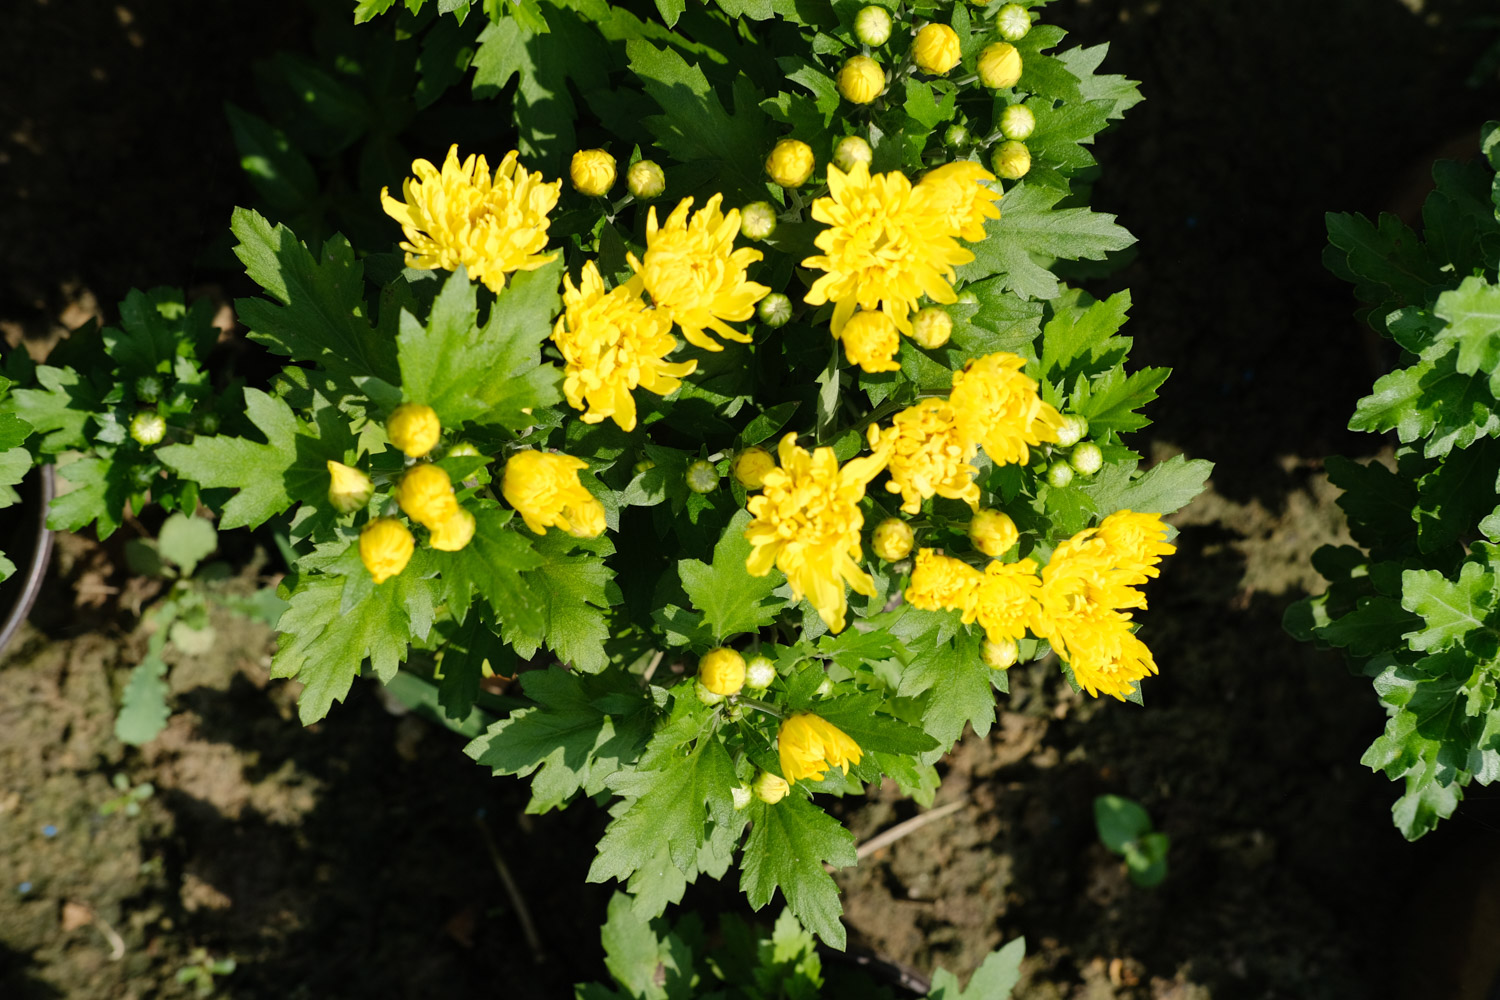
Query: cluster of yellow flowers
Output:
[[907, 510, 1176, 700], [868, 350, 1063, 514], [803, 160, 999, 372]]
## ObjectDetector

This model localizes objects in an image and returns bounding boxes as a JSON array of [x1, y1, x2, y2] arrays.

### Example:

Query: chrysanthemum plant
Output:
[[5, 0, 1212, 945], [0, 375, 31, 582], [1286, 121, 1500, 840]]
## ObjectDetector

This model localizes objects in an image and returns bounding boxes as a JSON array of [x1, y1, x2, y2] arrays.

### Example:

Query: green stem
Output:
[[739, 697, 785, 719]]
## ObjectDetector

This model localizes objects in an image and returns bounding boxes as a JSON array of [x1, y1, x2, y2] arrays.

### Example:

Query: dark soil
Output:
[[5, 0, 1500, 998]]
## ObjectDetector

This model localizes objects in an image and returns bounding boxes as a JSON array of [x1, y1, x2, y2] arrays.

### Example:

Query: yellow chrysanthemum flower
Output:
[[871, 517, 914, 562], [968, 508, 1018, 557], [380, 146, 561, 294], [699, 647, 747, 696], [628, 194, 770, 353], [428, 507, 476, 552], [778, 712, 863, 783], [867, 399, 981, 514], [744, 432, 891, 634], [360, 518, 415, 585], [387, 403, 442, 459], [551, 261, 696, 432], [397, 463, 460, 530], [570, 148, 616, 197], [975, 557, 1041, 646], [912, 23, 962, 76], [905, 547, 982, 623], [732, 446, 776, 489], [1032, 531, 1158, 700], [917, 161, 1003, 243], [949, 351, 1064, 466], [803, 162, 972, 339], [1095, 510, 1177, 583], [839, 309, 902, 373], [501, 450, 606, 538]]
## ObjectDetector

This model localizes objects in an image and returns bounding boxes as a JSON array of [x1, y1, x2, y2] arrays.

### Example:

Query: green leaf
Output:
[[0, 447, 26, 508], [902, 78, 956, 131], [1324, 211, 1443, 331], [1079, 454, 1212, 517], [157, 513, 218, 577], [1092, 794, 1152, 852], [1432, 275, 1500, 397], [116, 637, 171, 746], [464, 667, 653, 813], [270, 565, 431, 724], [1315, 596, 1422, 658], [678, 509, 786, 640], [589, 696, 736, 884], [46, 457, 131, 538], [814, 693, 939, 757], [1325, 455, 1420, 556], [1073, 364, 1171, 436], [225, 103, 318, 214], [598, 892, 692, 1000], [9, 365, 99, 453], [927, 937, 1025, 1000], [956, 182, 1135, 300], [623, 38, 774, 203], [1401, 561, 1496, 653], [157, 389, 319, 530], [1056, 42, 1142, 121], [500, 531, 616, 672], [740, 795, 856, 948], [396, 263, 564, 430], [230, 208, 397, 383], [436, 614, 510, 721], [434, 504, 544, 633], [1039, 290, 1130, 380], [899, 629, 996, 753]]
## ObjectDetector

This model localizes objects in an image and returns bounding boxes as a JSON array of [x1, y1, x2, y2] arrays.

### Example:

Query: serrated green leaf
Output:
[[230, 208, 396, 383], [116, 637, 170, 746], [956, 182, 1135, 300], [679, 509, 786, 640], [1039, 290, 1130, 380], [1432, 274, 1500, 397], [435, 504, 544, 632], [900, 629, 995, 754], [157, 513, 218, 577], [1079, 454, 1211, 517], [9, 365, 99, 453], [1401, 561, 1496, 653], [225, 103, 319, 214], [1315, 596, 1421, 657], [46, 457, 132, 538], [739, 796, 856, 948], [927, 937, 1025, 1000], [500, 530, 616, 672]]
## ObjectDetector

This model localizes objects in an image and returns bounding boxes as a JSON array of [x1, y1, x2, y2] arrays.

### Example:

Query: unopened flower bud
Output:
[[360, 518, 415, 585], [745, 654, 776, 690], [570, 148, 616, 197], [1046, 461, 1075, 489], [753, 770, 790, 804], [912, 23, 962, 76], [978, 42, 1023, 89], [840, 309, 901, 373], [854, 4, 892, 46], [765, 139, 816, 188], [982, 638, 1019, 670], [695, 680, 726, 706], [1055, 414, 1089, 448], [872, 517, 914, 561], [1070, 441, 1104, 477], [733, 446, 777, 489], [387, 403, 441, 458], [699, 647, 747, 696], [633, 457, 656, 475], [1000, 103, 1036, 141], [757, 293, 793, 328], [837, 55, 885, 105], [428, 506, 476, 551], [910, 307, 953, 349], [732, 784, 754, 810], [447, 442, 482, 459], [832, 135, 873, 174], [626, 159, 665, 200], [968, 508, 1018, 557], [134, 375, 163, 403], [944, 123, 970, 148], [991, 140, 1031, 180], [996, 3, 1031, 41], [129, 411, 166, 447], [740, 201, 778, 241], [397, 463, 460, 529], [686, 458, 719, 494], [327, 460, 374, 514]]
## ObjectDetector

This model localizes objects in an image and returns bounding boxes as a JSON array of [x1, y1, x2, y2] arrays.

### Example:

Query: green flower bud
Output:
[[854, 5, 892, 46], [944, 123, 970, 148], [686, 458, 719, 494], [956, 289, 979, 307], [745, 654, 776, 691], [447, 442, 482, 459], [982, 638, 1019, 670], [134, 375, 163, 403], [129, 410, 166, 447], [740, 201, 778, 241], [695, 679, 726, 706], [196, 412, 220, 435], [757, 293, 793, 328], [1000, 104, 1036, 141], [1070, 441, 1104, 477], [997, 3, 1031, 42], [832, 135, 873, 174], [991, 140, 1031, 181], [1055, 414, 1089, 448], [626, 159, 666, 201], [1046, 461, 1075, 489]]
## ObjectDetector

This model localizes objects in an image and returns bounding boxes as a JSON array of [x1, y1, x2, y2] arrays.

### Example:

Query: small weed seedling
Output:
[[1094, 794, 1168, 888]]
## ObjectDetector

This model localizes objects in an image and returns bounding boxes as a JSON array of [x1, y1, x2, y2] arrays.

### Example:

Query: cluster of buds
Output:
[[1036, 414, 1102, 487], [570, 148, 666, 201], [694, 646, 778, 704]]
